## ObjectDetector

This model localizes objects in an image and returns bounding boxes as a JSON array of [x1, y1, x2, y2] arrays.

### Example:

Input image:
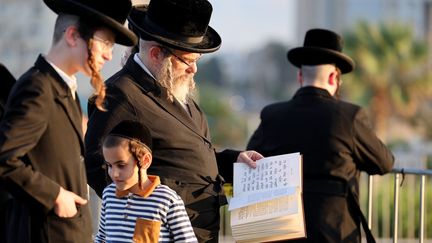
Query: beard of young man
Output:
[[155, 58, 196, 104]]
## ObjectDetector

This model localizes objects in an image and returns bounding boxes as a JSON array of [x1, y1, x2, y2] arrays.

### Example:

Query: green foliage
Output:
[[194, 41, 299, 149], [195, 57, 226, 86], [197, 83, 249, 149], [343, 21, 432, 140], [360, 174, 432, 239], [426, 155, 432, 170]]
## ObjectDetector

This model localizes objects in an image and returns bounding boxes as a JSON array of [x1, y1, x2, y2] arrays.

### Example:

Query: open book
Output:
[[229, 152, 306, 243]]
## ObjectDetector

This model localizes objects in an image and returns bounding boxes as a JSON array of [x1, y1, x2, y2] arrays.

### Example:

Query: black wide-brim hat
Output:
[[288, 28, 355, 74], [128, 0, 221, 53], [44, 0, 137, 46]]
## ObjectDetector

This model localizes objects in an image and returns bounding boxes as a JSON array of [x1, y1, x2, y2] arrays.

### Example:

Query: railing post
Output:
[[393, 173, 400, 243], [419, 175, 425, 243], [368, 175, 373, 229]]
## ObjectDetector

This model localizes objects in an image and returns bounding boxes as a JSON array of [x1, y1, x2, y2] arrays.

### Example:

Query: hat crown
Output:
[[76, 0, 131, 24], [146, 0, 212, 39], [46, 0, 132, 25], [43, 0, 137, 46], [287, 28, 354, 74], [109, 121, 152, 150], [127, 0, 221, 53], [303, 29, 344, 52]]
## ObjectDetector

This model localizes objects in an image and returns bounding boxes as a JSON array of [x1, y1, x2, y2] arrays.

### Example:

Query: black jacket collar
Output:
[[294, 86, 333, 100], [122, 55, 161, 95], [34, 55, 84, 152]]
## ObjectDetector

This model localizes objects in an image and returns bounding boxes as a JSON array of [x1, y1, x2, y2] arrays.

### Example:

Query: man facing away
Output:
[[247, 29, 394, 243], [0, 0, 137, 242], [84, 0, 262, 242]]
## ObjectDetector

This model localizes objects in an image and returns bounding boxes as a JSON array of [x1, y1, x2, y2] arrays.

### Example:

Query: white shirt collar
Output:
[[46, 60, 78, 99], [133, 53, 157, 80]]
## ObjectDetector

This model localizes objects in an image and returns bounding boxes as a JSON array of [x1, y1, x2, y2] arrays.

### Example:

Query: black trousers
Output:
[[0, 194, 30, 243]]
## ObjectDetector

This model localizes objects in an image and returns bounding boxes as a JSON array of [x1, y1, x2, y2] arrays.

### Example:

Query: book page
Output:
[[229, 186, 296, 210], [229, 153, 301, 210]]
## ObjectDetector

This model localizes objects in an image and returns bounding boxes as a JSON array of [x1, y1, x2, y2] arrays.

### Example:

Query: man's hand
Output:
[[237, 150, 263, 169], [54, 187, 88, 217]]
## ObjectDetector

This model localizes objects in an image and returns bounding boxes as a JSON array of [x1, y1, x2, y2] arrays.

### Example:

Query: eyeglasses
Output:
[[159, 46, 201, 67], [92, 35, 115, 52]]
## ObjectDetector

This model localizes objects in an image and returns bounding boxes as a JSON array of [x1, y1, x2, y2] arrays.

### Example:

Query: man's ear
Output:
[[64, 26, 80, 47], [297, 70, 303, 86], [149, 45, 164, 63], [328, 71, 337, 86]]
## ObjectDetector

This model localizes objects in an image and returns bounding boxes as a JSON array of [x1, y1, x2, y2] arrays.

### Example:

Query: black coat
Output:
[[0, 56, 92, 243], [247, 86, 394, 243]]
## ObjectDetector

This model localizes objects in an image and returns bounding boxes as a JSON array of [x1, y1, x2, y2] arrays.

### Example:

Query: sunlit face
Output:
[[168, 49, 200, 87], [103, 142, 139, 191], [154, 47, 199, 103], [79, 28, 115, 76]]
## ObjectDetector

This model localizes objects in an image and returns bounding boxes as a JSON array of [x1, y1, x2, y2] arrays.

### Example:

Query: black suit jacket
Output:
[[247, 86, 394, 243], [0, 56, 92, 243]]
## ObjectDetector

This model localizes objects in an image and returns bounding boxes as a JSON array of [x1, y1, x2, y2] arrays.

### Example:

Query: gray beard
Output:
[[155, 59, 196, 104]]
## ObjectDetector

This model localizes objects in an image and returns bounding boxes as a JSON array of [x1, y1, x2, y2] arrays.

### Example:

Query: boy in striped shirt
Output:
[[94, 120, 197, 243]]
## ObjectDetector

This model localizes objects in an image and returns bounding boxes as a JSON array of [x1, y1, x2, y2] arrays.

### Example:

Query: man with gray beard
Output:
[[84, 1, 262, 242]]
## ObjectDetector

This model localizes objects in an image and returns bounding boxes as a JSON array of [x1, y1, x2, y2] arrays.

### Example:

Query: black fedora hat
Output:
[[287, 28, 354, 74], [128, 0, 221, 53], [43, 0, 137, 46], [108, 120, 153, 151]]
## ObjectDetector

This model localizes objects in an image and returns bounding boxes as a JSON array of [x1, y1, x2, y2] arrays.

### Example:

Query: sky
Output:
[[209, 0, 297, 54]]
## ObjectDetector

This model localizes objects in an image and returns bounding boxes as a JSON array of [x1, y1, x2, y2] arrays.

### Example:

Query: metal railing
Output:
[[366, 168, 432, 243]]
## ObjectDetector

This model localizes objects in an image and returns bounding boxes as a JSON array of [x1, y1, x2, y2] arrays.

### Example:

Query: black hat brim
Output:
[[288, 47, 355, 74], [128, 5, 221, 53], [44, 0, 137, 46]]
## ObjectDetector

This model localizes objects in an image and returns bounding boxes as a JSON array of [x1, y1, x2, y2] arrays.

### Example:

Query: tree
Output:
[[195, 83, 250, 149], [343, 22, 432, 140]]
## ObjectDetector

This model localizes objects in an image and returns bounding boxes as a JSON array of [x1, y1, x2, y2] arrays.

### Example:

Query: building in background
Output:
[[0, 0, 54, 76], [296, 0, 432, 44]]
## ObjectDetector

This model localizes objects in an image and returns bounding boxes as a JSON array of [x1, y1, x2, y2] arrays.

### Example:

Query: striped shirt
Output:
[[94, 181, 197, 243]]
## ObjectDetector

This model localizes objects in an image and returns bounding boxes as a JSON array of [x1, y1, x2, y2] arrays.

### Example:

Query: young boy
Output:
[[95, 120, 198, 243]]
